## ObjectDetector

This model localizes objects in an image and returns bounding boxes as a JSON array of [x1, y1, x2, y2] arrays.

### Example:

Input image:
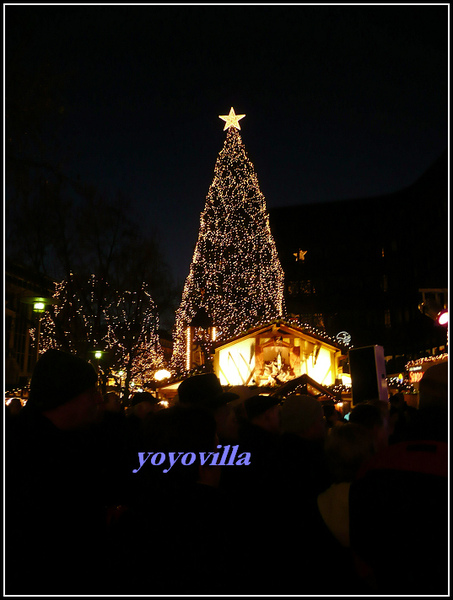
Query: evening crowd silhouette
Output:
[[6, 350, 448, 595]]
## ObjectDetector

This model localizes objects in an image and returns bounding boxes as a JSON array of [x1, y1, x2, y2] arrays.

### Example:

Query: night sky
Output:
[[5, 5, 448, 285]]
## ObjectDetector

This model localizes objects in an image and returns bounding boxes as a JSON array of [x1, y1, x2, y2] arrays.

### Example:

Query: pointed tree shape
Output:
[[172, 115, 285, 374]]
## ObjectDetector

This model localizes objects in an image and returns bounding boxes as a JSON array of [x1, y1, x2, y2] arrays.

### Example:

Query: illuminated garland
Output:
[[405, 353, 448, 370], [172, 124, 285, 373]]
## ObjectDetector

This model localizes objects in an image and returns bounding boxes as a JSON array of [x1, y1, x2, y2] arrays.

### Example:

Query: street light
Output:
[[437, 310, 448, 326], [418, 294, 448, 327], [33, 301, 46, 313], [92, 350, 103, 380], [20, 295, 56, 366]]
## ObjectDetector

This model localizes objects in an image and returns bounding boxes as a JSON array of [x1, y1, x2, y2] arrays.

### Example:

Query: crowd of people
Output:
[[5, 349, 448, 595]]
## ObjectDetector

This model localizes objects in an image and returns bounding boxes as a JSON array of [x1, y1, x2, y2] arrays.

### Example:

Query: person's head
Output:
[[244, 395, 282, 434], [26, 349, 102, 430], [389, 392, 406, 411], [323, 402, 341, 428], [178, 373, 238, 409], [178, 373, 239, 442], [129, 391, 159, 420], [416, 361, 448, 441], [419, 361, 448, 412], [103, 392, 122, 413], [348, 401, 389, 452], [280, 395, 326, 442], [324, 423, 375, 483], [212, 402, 239, 443], [6, 397, 22, 417]]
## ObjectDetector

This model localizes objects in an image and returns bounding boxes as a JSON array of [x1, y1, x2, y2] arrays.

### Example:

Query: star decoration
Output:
[[219, 107, 246, 131], [293, 249, 308, 262]]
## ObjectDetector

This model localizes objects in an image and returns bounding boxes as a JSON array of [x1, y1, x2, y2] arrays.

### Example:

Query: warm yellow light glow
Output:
[[154, 369, 171, 382], [218, 338, 255, 386], [219, 107, 246, 131], [159, 400, 169, 408], [33, 302, 45, 312], [185, 327, 192, 371], [340, 373, 352, 386], [94, 350, 102, 359], [306, 346, 334, 385], [215, 323, 340, 389], [293, 249, 307, 262]]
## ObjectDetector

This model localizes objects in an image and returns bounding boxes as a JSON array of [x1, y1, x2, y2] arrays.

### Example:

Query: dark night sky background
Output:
[[5, 4, 448, 286]]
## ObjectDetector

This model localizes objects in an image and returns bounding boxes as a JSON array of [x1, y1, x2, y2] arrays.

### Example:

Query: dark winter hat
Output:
[[244, 395, 281, 421], [27, 349, 98, 412], [130, 391, 158, 407], [178, 373, 239, 410]]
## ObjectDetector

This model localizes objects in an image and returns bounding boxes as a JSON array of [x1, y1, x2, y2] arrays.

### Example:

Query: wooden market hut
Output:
[[213, 319, 344, 390]]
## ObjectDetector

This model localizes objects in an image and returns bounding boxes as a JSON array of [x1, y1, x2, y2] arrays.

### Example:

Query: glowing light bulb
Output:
[[438, 310, 448, 326]]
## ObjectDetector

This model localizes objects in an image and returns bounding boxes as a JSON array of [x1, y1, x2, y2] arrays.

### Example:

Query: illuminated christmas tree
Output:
[[172, 108, 285, 374]]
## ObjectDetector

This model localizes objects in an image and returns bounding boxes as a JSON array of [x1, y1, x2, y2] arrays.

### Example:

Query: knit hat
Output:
[[27, 349, 98, 412], [280, 394, 324, 434], [178, 373, 239, 410], [244, 395, 281, 420]]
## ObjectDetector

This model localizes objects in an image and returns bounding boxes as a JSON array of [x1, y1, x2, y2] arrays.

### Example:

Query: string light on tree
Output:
[[38, 275, 165, 394], [172, 108, 285, 374], [103, 282, 165, 392]]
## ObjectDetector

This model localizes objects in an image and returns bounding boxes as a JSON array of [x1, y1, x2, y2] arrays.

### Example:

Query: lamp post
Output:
[[418, 288, 448, 326], [20, 296, 55, 368], [94, 350, 103, 378], [118, 370, 124, 398], [33, 302, 44, 365]]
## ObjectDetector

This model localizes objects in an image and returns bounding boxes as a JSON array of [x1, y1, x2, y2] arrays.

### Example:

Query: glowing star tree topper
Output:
[[172, 109, 286, 374], [219, 107, 246, 130]]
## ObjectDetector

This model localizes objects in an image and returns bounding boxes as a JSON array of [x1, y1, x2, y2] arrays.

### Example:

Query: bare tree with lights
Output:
[[172, 108, 285, 374], [39, 275, 165, 396], [104, 282, 165, 396]]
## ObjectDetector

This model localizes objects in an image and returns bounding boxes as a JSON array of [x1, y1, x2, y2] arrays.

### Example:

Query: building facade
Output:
[[5, 260, 55, 391], [269, 151, 448, 373]]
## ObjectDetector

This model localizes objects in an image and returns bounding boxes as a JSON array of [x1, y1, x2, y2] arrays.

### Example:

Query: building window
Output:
[[287, 280, 315, 296], [287, 282, 299, 296]]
